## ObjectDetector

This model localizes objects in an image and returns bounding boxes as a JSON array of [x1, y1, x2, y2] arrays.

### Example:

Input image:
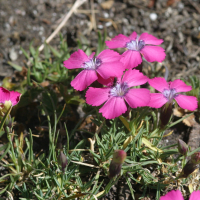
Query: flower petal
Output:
[[97, 49, 122, 62], [170, 79, 192, 93], [121, 50, 142, 69], [148, 77, 169, 92], [139, 33, 163, 45], [71, 70, 98, 91], [148, 93, 168, 108], [105, 34, 130, 49], [189, 190, 200, 200], [140, 46, 166, 62], [9, 91, 21, 106], [121, 69, 148, 87], [124, 88, 150, 108], [0, 87, 10, 103], [85, 87, 110, 106], [160, 190, 184, 200], [97, 62, 124, 79], [96, 50, 125, 79], [99, 97, 127, 119], [174, 94, 198, 111], [63, 49, 90, 69], [97, 74, 115, 87], [128, 31, 137, 40], [89, 52, 95, 59]]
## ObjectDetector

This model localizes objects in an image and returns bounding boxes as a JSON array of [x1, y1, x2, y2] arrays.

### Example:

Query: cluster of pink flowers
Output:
[[64, 31, 198, 119]]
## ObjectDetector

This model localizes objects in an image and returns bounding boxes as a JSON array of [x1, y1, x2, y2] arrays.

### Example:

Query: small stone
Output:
[[105, 21, 112, 27], [165, 7, 173, 17], [9, 49, 18, 61], [103, 12, 109, 18], [97, 24, 104, 29], [177, 2, 184, 11], [149, 13, 157, 21], [122, 18, 129, 24], [108, 32, 113, 37]]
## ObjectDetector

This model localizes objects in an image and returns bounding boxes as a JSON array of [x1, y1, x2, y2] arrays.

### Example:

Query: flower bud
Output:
[[191, 152, 200, 164], [5, 114, 13, 133], [108, 150, 126, 179], [113, 150, 127, 164], [160, 103, 173, 127], [178, 139, 188, 156], [179, 160, 198, 178], [58, 151, 68, 172]]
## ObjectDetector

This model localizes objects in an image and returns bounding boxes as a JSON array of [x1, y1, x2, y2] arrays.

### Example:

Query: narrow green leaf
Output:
[[53, 176, 68, 197], [27, 67, 32, 86], [30, 45, 36, 57], [0, 106, 12, 132], [167, 113, 193, 128], [0, 143, 10, 160], [29, 129, 33, 163], [49, 45, 61, 57], [20, 47, 30, 59], [7, 61, 22, 71], [0, 184, 9, 195], [0, 131, 5, 137], [126, 177, 135, 199], [44, 43, 51, 59], [0, 143, 9, 151]]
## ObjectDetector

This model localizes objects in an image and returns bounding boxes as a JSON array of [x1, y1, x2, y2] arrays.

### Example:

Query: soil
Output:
[[0, 0, 200, 199]]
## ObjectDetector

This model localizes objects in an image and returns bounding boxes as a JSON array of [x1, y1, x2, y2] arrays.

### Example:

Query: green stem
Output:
[[7, 128, 19, 173]]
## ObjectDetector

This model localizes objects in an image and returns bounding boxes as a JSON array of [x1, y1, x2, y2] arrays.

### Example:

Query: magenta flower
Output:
[[105, 32, 166, 69], [148, 77, 198, 111], [63, 49, 124, 91], [160, 190, 200, 200], [86, 69, 150, 119], [0, 87, 21, 106], [0, 87, 21, 116]]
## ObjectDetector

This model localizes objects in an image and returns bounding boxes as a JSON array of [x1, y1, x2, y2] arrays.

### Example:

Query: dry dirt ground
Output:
[[0, 0, 200, 199], [1, 0, 200, 79]]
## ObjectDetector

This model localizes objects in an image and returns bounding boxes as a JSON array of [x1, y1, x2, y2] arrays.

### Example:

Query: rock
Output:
[[149, 13, 157, 21], [9, 48, 18, 61]]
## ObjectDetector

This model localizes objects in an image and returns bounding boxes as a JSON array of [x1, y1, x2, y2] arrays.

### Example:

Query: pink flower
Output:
[[105, 32, 166, 69], [148, 77, 198, 111], [86, 69, 150, 119], [63, 49, 124, 91], [0, 87, 21, 106], [160, 190, 200, 200], [0, 87, 21, 116]]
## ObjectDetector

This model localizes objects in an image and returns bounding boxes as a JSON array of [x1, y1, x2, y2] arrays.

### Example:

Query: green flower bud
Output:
[[178, 139, 188, 156], [58, 151, 68, 172], [179, 160, 198, 178], [160, 102, 173, 127], [108, 150, 126, 179], [112, 150, 127, 164], [191, 152, 200, 164]]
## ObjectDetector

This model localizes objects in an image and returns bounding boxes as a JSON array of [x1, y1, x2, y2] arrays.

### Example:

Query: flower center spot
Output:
[[110, 82, 129, 97], [83, 57, 102, 70], [162, 88, 178, 101], [126, 40, 145, 51]]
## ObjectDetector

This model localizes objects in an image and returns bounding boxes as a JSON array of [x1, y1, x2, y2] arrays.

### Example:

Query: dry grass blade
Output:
[[70, 160, 99, 168], [38, 0, 87, 52]]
